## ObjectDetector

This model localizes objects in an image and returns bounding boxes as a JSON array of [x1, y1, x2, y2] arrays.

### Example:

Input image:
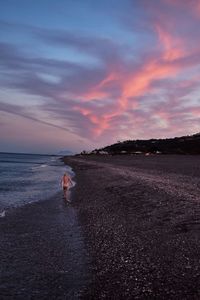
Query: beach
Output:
[[1, 154, 200, 299], [64, 155, 200, 299]]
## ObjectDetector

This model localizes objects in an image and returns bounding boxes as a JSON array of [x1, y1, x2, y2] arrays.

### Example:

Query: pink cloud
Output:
[[72, 21, 189, 139]]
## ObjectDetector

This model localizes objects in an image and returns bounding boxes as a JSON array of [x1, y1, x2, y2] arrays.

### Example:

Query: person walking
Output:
[[61, 172, 72, 200]]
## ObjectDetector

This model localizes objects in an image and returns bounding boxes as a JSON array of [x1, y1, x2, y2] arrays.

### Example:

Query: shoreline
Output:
[[64, 155, 200, 299]]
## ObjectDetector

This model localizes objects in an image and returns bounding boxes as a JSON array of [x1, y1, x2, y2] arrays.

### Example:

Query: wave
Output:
[[0, 210, 6, 218], [0, 160, 46, 165]]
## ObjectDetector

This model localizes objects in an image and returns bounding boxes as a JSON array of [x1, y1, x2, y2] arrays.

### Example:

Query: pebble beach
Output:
[[64, 154, 200, 299]]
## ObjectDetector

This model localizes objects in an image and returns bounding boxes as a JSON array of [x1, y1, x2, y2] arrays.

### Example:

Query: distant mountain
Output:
[[57, 150, 74, 156], [97, 133, 200, 155]]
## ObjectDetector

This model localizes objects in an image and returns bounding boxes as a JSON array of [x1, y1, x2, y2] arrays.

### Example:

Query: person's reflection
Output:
[[63, 186, 67, 200]]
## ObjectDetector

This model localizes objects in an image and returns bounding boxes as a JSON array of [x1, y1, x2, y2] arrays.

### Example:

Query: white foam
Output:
[[31, 164, 47, 170], [0, 210, 6, 218], [40, 164, 47, 168]]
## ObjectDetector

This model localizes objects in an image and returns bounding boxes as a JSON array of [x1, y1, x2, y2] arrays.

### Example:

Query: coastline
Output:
[[64, 155, 200, 299]]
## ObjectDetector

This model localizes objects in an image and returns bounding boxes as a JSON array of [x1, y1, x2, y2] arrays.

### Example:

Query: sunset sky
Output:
[[0, 0, 200, 154]]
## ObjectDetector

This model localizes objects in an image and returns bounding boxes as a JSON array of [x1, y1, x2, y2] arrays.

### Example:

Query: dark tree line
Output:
[[100, 133, 200, 155]]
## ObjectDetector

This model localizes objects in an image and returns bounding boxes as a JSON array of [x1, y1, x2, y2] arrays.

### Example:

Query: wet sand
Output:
[[0, 193, 91, 299], [64, 155, 200, 299]]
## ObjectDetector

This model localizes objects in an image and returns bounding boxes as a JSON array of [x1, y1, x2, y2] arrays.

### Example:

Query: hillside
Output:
[[98, 133, 200, 155]]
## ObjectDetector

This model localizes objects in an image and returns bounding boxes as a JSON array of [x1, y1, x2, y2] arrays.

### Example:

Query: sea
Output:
[[0, 152, 74, 215]]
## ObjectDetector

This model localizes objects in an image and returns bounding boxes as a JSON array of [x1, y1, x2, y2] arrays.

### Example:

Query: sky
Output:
[[0, 0, 200, 154]]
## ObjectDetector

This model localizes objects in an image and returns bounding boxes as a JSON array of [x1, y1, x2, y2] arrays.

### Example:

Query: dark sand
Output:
[[64, 155, 200, 299], [1, 155, 200, 299]]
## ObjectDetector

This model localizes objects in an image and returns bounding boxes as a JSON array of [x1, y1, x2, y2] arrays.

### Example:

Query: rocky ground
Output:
[[64, 155, 200, 300]]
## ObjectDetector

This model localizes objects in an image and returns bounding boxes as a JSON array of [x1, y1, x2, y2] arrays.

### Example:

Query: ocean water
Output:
[[0, 152, 74, 214]]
